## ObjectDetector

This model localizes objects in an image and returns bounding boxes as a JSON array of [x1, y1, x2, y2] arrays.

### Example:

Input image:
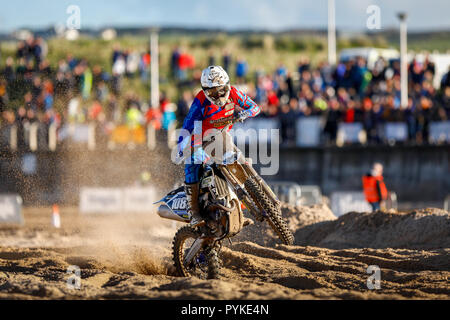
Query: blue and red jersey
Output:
[[178, 86, 260, 159]]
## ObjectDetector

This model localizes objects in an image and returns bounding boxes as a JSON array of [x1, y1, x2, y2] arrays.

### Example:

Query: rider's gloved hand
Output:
[[237, 110, 252, 122]]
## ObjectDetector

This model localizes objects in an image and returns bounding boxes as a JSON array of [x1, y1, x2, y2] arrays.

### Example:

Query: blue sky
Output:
[[0, 0, 449, 32]]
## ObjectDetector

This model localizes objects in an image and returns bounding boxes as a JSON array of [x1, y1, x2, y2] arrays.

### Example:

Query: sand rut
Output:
[[0, 206, 449, 299]]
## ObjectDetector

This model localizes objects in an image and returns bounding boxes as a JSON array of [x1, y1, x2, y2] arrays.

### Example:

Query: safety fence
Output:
[[79, 187, 158, 214], [0, 122, 162, 152], [445, 195, 450, 212], [330, 191, 398, 217], [267, 181, 323, 207], [1, 119, 449, 152], [0, 195, 24, 225]]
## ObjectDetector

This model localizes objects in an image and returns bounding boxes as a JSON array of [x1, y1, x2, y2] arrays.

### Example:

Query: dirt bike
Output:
[[154, 117, 294, 279]]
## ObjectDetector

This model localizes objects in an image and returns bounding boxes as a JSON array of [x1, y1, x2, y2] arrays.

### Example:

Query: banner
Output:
[[337, 123, 364, 144], [58, 124, 90, 143], [298, 185, 323, 206], [296, 117, 322, 147], [21, 153, 38, 175], [79, 188, 124, 214], [0, 195, 24, 225], [330, 192, 372, 217], [79, 187, 157, 214], [384, 123, 408, 142], [429, 121, 450, 143], [232, 118, 279, 144], [111, 126, 146, 145], [267, 182, 302, 206], [123, 187, 158, 213]]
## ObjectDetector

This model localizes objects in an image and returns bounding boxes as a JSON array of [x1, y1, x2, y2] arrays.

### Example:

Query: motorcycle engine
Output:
[[199, 167, 232, 236]]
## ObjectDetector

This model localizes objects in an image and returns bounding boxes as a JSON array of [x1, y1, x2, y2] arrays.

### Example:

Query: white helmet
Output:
[[201, 66, 231, 107]]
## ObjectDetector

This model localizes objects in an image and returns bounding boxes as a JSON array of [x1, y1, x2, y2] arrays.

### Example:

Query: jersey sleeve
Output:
[[232, 87, 261, 118], [177, 97, 204, 153]]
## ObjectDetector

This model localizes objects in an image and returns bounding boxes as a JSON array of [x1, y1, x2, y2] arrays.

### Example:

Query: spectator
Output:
[[236, 58, 248, 83], [145, 105, 162, 131], [126, 103, 143, 130], [88, 100, 103, 121], [33, 37, 43, 67], [42, 79, 54, 111], [95, 81, 109, 102], [222, 50, 232, 73], [112, 44, 122, 66], [279, 104, 296, 146], [81, 62, 93, 100], [177, 90, 193, 121], [208, 51, 216, 66], [323, 98, 341, 144], [139, 51, 151, 83], [171, 46, 181, 79], [106, 94, 120, 123], [112, 54, 126, 76], [1, 32, 448, 152], [126, 50, 140, 78], [15, 106, 27, 148], [178, 51, 195, 82], [162, 103, 177, 131], [110, 71, 122, 96], [362, 163, 389, 212], [441, 66, 450, 91], [2, 57, 15, 83], [0, 79, 9, 113]]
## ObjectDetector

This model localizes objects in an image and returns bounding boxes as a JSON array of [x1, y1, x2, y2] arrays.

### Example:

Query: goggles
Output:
[[203, 85, 230, 100]]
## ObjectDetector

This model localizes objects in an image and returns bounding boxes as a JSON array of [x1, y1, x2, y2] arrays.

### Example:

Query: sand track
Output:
[[0, 206, 449, 300]]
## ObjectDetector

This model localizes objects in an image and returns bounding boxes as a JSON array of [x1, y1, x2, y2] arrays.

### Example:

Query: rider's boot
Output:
[[185, 182, 205, 228]]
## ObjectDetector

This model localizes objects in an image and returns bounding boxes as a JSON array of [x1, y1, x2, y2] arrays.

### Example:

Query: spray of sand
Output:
[[53, 140, 185, 276], [73, 211, 182, 276]]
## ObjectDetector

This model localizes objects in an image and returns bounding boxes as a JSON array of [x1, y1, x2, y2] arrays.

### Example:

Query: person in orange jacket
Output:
[[362, 163, 389, 211]]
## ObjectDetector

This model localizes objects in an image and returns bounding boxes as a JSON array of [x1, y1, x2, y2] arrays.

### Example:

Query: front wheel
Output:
[[172, 226, 221, 279], [244, 178, 294, 245]]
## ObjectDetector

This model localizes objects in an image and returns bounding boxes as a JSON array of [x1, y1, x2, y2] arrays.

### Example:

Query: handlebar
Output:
[[204, 116, 242, 145], [175, 116, 244, 165]]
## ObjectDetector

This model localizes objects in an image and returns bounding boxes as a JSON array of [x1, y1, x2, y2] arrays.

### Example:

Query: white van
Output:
[[339, 47, 400, 69]]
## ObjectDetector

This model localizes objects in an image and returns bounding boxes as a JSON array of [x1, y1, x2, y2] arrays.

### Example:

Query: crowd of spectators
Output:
[[231, 56, 450, 145], [1, 35, 449, 150], [0, 37, 160, 149]]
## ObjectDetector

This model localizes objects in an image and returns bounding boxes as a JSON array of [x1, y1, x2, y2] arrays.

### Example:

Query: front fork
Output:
[[241, 163, 281, 208], [218, 161, 281, 220]]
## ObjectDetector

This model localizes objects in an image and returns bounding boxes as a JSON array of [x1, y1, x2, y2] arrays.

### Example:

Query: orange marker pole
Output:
[[52, 204, 61, 229]]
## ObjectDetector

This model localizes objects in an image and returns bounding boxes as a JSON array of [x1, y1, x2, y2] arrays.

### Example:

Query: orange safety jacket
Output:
[[362, 175, 388, 203]]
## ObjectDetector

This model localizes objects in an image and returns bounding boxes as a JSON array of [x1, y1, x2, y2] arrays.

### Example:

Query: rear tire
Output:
[[244, 178, 294, 245], [172, 226, 221, 279]]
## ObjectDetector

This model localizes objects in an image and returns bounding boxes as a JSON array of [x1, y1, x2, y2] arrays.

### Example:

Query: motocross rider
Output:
[[177, 66, 261, 227]]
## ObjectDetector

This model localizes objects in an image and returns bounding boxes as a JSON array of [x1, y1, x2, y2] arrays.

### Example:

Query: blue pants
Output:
[[184, 147, 209, 185]]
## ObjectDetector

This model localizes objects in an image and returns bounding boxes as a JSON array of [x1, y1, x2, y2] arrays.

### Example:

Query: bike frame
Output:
[[203, 118, 281, 209]]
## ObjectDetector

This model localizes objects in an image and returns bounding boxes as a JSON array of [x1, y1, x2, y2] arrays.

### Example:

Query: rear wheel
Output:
[[172, 226, 221, 279], [244, 178, 294, 245]]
